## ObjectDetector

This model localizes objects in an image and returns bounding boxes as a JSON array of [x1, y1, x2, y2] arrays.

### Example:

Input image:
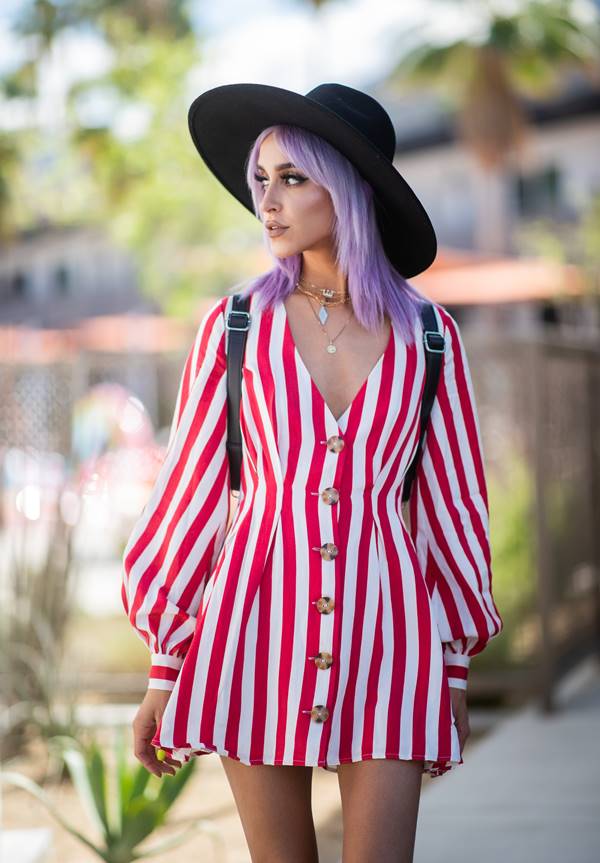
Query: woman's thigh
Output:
[[219, 755, 319, 863], [337, 758, 424, 863]]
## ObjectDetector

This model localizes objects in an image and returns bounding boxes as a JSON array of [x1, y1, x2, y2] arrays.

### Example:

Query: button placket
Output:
[[304, 423, 345, 730]]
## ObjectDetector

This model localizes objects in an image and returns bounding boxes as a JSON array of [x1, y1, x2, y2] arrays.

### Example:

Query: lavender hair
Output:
[[231, 123, 432, 345]]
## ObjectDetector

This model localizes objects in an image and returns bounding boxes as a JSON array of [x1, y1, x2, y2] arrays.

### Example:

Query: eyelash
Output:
[[254, 172, 306, 188]]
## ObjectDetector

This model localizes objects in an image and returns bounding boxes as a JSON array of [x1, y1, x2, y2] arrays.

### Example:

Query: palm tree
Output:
[[388, 0, 600, 252]]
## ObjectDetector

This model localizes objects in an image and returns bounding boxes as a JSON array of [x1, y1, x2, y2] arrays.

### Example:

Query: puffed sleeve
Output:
[[121, 295, 231, 691], [407, 304, 503, 691]]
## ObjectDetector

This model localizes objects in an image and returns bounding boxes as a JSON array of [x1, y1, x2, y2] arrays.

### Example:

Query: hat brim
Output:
[[188, 83, 437, 279]]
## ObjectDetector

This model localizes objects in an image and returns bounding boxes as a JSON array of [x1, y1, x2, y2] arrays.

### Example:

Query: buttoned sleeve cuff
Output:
[[443, 647, 471, 690], [147, 653, 184, 691]]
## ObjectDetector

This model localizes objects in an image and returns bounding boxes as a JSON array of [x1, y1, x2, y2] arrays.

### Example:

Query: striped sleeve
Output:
[[408, 305, 503, 691], [121, 296, 231, 691]]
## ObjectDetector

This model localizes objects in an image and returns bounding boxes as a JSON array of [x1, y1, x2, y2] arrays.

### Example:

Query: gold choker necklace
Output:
[[295, 278, 350, 325]]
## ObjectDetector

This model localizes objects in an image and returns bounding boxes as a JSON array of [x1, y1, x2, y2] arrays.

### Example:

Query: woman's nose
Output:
[[261, 183, 281, 213]]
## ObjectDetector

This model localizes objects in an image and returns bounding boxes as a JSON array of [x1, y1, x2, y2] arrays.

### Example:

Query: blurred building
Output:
[[380, 79, 600, 258], [375, 78, 600, 336], [0, 222, 157, 328], [412, 248, 597, 337]]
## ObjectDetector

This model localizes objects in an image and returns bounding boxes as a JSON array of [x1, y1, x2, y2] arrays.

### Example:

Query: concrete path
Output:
[[413, 654, 600, 863]]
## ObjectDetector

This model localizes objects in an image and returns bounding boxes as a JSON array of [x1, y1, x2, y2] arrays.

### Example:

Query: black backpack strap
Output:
[[401, 302, 445, 503], [225, 293, 251, 496], [224, 295, 443, 502]]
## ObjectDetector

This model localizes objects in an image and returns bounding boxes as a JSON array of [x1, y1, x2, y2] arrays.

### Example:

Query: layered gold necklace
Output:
[[294, 276, 354, 355]]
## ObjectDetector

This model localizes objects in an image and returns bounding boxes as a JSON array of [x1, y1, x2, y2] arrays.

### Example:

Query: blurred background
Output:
[[1, 1, 599, 862]]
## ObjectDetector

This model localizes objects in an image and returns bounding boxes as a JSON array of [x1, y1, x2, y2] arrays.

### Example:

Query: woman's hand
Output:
[[449, 687, 470, 755], [132, 689, 183, 777]]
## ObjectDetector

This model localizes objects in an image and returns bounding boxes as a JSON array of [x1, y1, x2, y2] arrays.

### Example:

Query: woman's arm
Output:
[[407, 304, 503, 691], [121, 295, 231, 691]]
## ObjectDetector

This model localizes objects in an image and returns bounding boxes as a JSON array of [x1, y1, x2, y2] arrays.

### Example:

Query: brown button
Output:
[[321, 487, 339, 505], [309, 651, 333, 670], [302, 705, 330, 723], [326, 435, 345, 453], [311, 542, 338, 561], [313, 596, 335, 614]]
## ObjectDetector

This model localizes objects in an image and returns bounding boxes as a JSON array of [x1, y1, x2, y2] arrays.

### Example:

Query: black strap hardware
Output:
[[225, 309, 252, 332], [423, 330, 445, 353]]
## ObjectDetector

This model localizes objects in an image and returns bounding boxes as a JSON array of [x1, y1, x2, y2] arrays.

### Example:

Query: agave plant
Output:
[[0, 729, 226, 862]]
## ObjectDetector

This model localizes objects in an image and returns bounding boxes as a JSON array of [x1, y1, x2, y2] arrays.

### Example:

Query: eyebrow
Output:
[[255, 162, 295, 172]]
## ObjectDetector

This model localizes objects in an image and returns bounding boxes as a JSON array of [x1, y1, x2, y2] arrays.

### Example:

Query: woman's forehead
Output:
[[257, 132, 286, 162]]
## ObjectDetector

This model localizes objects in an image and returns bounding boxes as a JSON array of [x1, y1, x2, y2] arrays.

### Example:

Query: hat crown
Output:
[[304, 83, 396, 162]]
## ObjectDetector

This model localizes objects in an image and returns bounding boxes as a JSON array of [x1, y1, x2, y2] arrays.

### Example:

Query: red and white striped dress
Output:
[[122, 290, 503, 778]]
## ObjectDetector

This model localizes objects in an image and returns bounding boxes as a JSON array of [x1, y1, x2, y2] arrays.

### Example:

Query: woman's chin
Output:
[[270, 242, 298, 258]]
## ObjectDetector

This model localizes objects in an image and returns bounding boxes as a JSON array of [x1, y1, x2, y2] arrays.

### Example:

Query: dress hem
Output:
[[152, 737, 462, 779]]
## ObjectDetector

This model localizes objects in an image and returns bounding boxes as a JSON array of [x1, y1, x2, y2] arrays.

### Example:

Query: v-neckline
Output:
[[281, 300, 394, 427]]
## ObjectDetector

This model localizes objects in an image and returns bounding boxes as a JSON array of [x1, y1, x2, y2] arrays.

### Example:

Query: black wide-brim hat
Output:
[[188, 82, 437, 279]]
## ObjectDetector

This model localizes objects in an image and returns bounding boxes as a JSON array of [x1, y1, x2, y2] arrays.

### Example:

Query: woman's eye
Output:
[[282, 172, 305, 185], [254, 172, 306, 187]]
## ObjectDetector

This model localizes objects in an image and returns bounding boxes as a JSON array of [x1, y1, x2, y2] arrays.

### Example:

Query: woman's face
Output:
[[255, 132, 335, 258]]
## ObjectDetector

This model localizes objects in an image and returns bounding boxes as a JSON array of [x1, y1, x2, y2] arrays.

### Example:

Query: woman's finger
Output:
[[156, 750, 182, 772], [133, 729, 174, 776], [134, 743, 163, 777]]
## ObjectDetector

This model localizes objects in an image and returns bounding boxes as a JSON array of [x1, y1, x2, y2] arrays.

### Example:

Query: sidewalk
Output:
[[413, 654, 600, 863]]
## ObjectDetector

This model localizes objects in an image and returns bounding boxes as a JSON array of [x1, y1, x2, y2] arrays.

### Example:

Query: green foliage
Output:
[[477, 452, 538, 669], [1, 1, 257, 317], [11, 0, 194, 44], [0, 504, 82, 756], [63, 21, 252, 316], [394, 0, 600, 96], [0, 729, 225, 862]]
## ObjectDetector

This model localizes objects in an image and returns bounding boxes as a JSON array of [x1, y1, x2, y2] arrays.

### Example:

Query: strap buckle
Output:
[[423, 330, 445, 353], [226, 310, 251, 332]]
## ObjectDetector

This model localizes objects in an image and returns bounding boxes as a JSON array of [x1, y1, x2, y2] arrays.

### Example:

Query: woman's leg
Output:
[[219, 755, 320, 863], [337, 758, 424, 863]]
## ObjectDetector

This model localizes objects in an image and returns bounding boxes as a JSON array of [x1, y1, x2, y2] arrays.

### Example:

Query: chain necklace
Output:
[[294, 279, 354, 355], [296, 276, 349, 324]]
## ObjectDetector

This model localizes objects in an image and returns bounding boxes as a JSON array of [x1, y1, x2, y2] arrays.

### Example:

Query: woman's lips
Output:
[[266, 225, 289, 237]]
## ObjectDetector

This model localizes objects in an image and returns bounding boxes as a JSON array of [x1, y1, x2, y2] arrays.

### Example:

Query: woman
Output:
[[122, 83, 503, 863]]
